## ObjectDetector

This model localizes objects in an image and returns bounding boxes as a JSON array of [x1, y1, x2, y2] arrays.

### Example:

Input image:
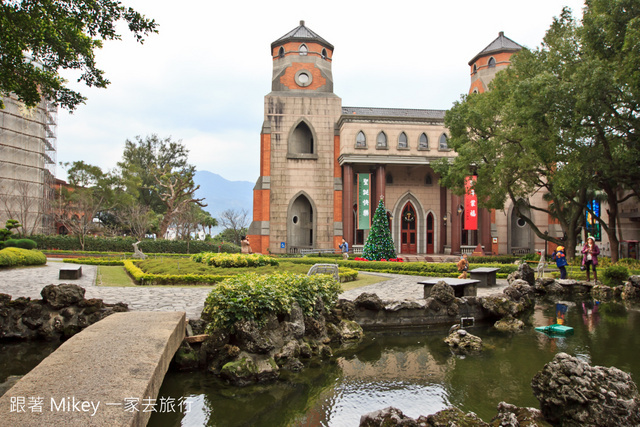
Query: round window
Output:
[[294, 70, 313, 87], [292, 215, 299, 224], [517, 218, 527, 227]]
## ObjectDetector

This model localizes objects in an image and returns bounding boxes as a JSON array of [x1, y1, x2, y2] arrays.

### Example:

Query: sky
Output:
[[55, 0, 587, 183]]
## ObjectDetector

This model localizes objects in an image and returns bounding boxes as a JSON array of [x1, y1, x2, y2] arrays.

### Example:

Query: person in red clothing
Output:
[[581, 236, 600, 282]]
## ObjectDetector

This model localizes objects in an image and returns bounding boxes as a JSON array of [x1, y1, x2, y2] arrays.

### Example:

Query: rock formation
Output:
[[444, 328, 483, 354], [0, 284, 128, 340]]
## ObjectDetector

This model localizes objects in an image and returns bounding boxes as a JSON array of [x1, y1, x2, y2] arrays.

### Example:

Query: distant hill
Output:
[[193, 171, 254, 228]]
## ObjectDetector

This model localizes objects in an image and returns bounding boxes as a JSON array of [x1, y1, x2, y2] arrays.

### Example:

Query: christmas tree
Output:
[[362, 197, 397, 260]]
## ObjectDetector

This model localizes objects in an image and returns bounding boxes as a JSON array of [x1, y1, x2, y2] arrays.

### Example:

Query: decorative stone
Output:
[[444, 328, 483, 354], [531, 352, 640, 426], [354, 293, 384, 310], [41, 283, 85, 309], [431, 281, 455, 305], [491, 402, 551, 426], [591, 285, 614, 301], [494, 317, 525, 333]]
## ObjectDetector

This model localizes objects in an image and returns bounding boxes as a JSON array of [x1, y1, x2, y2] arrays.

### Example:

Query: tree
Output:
[[435, 4, 640, 262], [154, 167, 206, 238], [218, 209, 250, 246], [55, 161, 117, 250], [362, 197, 396, 261], [116, 201, 156, 240], [0, 0, 157, 110], [0, 181, 48, 236]]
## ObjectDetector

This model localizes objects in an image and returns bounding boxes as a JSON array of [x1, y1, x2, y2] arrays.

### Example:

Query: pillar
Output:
[[375, 165, 386, 205], [440, 186, 447, 253], [342, 164, 354, 245], [481, 208, 492, 254]]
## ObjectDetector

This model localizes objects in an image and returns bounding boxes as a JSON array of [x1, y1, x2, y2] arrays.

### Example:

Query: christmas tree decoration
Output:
[[362, 197, 397, 261]]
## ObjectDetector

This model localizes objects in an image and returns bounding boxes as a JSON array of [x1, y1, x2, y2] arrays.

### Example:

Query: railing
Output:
[[511, 247, 531, 255], [461, 245, 484, 254]]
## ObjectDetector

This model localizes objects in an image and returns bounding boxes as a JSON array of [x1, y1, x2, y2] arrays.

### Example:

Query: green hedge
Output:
[[63, 257, 126, 266], [285, 257, 517, 278], [3, 238, 37, 250], [123, 260, 232, 286], [602, 265, 630, 287], [191, 252, 279, 268], [202, 272, 342, 332], [30, 235, 240, 254], [468, 255, 518, 264], [0, 248, 47, 267]]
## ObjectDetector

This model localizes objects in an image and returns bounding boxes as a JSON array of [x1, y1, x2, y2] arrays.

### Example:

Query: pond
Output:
[[0, 340, 60, 395], [148, 298, 640, 426]]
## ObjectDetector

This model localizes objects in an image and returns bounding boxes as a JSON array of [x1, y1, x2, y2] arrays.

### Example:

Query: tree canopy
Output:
[[0, 0, 157, 110], [434, 1, 640, 261]]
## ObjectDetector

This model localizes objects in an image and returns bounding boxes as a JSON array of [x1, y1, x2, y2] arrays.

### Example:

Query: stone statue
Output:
[[536, 250, 545, 279], [132, 241, 148, 259]]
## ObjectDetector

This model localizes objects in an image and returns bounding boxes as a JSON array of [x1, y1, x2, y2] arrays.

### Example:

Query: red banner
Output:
[[464, 176, 478, 230]]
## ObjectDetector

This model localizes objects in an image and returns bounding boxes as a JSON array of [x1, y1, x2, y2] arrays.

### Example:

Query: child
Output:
[[552, 245, 568, 279], [457, 254, 469, 279]]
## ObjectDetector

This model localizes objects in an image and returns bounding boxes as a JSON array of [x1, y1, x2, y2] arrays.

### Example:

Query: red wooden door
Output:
[[426, 212, 434, 254], [401, 203, 417, 253]]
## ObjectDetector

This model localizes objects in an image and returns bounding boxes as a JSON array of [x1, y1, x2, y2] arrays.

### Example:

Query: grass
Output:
[[137, 258, 317, 276], [97, 266, 136, 287]]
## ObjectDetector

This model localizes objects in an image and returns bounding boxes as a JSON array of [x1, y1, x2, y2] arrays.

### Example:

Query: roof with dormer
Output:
[[468, 31, 523, 65], [271, 20, 334, 50]]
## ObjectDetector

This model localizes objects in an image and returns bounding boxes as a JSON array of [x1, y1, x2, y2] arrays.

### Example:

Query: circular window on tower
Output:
[[517, 217, 527, 228], [295, 70, 313, 87]]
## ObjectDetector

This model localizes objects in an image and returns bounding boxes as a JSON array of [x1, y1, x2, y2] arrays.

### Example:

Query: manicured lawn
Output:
[[97, 266, 136, 287]]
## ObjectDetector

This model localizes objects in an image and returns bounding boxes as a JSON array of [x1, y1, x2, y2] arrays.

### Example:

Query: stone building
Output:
[[0, 93, 57, 235], [248, 21, 640, 258]]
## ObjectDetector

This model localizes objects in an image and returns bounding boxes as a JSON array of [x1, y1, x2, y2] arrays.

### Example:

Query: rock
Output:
[[335, 299, 356, 320], [220, 356, 258, 386], [622, 282, 640, 301], [422, 407, 489, 426], [591, 285, 614, 301], [490, 402, 551, 426], [509, 263, 535, 286], [41, 284, 85, 309], [629, 275, 640, 287], [354, 293, 384, 310], [431, 281, 455, 305], [503, 282, 535, 308], [281, 302, 305, 340], [385, 300, 424, 311], [494, 318, 525, 333], [233, 318, 277, 354], [359, 406, 419, 426], [334, 319, 364, 342], [481, 295, 525, 318], [274, 340, 300, 365], [531, 352, 640, 426], [174, 342, 201, 370], [444, 329, 483, 354]]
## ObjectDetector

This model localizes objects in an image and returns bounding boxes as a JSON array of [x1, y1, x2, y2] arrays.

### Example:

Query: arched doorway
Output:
[[426, 212, 434, 254], [288, 194, 314, 250], [401, 202, 417, 254]]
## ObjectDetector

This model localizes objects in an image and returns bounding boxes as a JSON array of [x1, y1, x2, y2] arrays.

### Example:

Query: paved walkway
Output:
[[0, 261, 508, 320]]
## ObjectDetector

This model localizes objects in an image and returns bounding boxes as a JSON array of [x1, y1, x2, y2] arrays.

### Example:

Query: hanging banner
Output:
[[358, 173, 371, 230], [464, 175, 478, 230]]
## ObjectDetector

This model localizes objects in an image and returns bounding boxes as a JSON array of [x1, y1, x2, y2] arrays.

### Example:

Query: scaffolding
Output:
[[0, 94, 57, 234]]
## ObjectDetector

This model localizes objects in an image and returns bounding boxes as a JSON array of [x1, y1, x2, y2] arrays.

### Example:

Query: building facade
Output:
[[248, 22, 639, 258]]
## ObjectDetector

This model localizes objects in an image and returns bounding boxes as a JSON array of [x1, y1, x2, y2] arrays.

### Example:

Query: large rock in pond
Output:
[[494, 317, 525, 333], [490, 402, 551, 426], [481, 295, 526, 319], [531, 352, 640, 426], [444, 329, 483, 354], [622, 277, 640, 301], [354, 293, 384, 310], [41, 283, 85, 309]]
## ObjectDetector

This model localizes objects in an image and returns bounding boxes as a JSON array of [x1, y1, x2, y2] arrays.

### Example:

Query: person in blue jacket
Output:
[[552, 245, 569, 279], [339, 238, 349, 260]]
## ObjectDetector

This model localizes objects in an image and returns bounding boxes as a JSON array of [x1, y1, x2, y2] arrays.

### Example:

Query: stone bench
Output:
[[59, 265, 82, 280], [469, 267, 500, 287], [418, 278, 480, 299]]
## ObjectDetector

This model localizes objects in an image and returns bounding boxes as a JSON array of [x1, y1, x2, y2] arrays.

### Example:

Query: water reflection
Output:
[[149, 299, 640, 426]]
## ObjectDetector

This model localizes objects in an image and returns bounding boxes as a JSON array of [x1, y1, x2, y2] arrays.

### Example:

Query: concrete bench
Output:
[[59, 265, 82, 280], [418, 278, 479, 299], [469, 267, 500, 287]]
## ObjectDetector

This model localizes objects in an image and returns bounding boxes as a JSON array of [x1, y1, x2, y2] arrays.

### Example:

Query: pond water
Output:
[[148, 298, 640, 427], [0, 340, 60, 395]]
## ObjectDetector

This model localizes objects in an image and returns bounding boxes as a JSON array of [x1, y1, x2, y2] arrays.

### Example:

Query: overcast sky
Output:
[[55, 0, 586, 183]]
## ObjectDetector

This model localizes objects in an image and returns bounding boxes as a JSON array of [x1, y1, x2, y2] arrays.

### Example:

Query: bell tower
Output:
[[248, 21, 343, 254], [468, 31, 522, 94]]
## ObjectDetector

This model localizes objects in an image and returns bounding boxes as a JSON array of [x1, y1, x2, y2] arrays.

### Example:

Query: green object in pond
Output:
[[535, 324, 574, 336]]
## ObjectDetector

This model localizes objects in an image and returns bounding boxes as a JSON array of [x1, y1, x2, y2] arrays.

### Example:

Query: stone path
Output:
[[0, 261, 509, 320]]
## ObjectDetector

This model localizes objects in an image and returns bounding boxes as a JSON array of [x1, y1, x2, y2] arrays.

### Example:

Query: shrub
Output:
[[123, 260, 232, 286], [192, 253, 278, 268], [602, 265, 629, 287], [0, 247, 47, 267], [202, 272, 342, 332], [3, 238, 37, 249], [468, 255, 518, 264], [63, 257, 126, 266]]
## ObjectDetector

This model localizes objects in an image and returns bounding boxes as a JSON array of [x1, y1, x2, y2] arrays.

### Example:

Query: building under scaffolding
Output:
[[0, 93, 57, 235]]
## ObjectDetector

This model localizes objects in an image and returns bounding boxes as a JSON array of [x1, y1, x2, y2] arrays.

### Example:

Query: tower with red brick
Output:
[[468, 31, 522, 94], [247, 21, 342, 254]]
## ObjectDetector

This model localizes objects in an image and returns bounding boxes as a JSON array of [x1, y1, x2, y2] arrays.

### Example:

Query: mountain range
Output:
[[193, 171, 254, 229]]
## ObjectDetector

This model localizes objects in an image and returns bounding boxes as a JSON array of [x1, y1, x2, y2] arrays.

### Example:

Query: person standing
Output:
[[339, 238, 349, 260], [581, 236, 600, 282], [552, 245, 569, 279], [457, 254, 469, 279], [241, 236, 252, 254]]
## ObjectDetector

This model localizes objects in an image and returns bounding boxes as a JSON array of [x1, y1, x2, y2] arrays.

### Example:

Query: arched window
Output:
[[356, 131, 366, 148], [376, 131, 387, 149], [386, 173, 393, 184], [472, 88, 479, 94], [299, 44, 308, 56], [289, 121, 314, 155], [418, 133, 428, 150], [439, 134, 448, 150], [398, 132, 408, 148], [473, 64, 477, 74], [321, 48, 327, 59], [488, 57, 496, 67], [278, 46, 285, 58]]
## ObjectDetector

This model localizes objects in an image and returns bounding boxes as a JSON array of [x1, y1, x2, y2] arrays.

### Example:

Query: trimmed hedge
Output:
[[3, 238, 37, 250], [0, 247, 47, 267], [30, 235, 240, 254], [123, 260, 232, 286], [191, 252, 279, 268], [286, 257, 518, 278], [202, 272, 342, 332], [602, 265, 629, 287], [64, 257, 126, 266]]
